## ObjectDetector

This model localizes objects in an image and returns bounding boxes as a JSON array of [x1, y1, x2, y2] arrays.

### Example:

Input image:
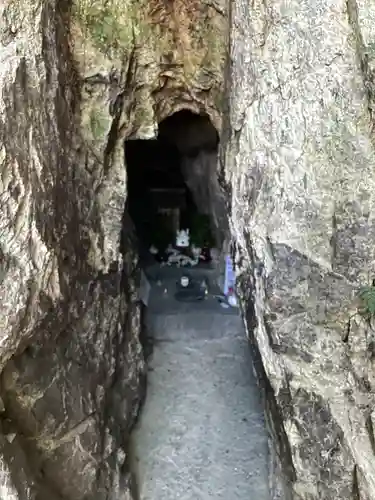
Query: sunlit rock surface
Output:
[[224, 0, 375, 498]]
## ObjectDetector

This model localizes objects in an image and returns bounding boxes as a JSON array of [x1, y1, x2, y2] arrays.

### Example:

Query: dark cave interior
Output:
[[125, 110, 219, 262]]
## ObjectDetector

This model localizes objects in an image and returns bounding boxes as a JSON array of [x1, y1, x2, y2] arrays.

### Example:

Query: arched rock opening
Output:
[[125, 109, 227, 262]]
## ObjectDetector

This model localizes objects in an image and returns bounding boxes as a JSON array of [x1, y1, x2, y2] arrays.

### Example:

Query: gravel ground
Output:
[[132, 264, 270, 499]]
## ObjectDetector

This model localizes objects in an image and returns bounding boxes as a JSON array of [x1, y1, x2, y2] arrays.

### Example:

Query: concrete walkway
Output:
[[132, 265, 269, 499]]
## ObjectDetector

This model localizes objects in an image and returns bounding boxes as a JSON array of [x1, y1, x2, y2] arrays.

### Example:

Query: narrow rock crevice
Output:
[[346, 0, 375, 120], [365, 414, 375, 456], [352, 465, 361, 500]]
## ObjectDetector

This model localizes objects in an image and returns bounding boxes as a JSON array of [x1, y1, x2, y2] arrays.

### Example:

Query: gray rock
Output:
[[0, 1, 146, 498], [225, 0, 375, 498]]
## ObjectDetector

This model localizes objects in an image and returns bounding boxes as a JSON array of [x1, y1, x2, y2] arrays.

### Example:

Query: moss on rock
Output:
[[89, 107, 110, 140], [72, 0, 137, 57]]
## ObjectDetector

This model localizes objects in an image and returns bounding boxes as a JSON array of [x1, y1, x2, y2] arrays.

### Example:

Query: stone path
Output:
[[132, 265, 269, 500]]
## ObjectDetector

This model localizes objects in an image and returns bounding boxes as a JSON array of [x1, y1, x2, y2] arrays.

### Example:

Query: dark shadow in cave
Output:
[[124, 110, 221, 264]]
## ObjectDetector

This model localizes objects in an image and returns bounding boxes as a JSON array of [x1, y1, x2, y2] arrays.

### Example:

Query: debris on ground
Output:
[[214, 293, 239, 309], [161, 246, 199, 267], [228, 294, 239, 307]]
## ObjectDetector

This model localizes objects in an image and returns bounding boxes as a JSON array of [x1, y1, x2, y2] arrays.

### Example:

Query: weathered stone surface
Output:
[[0, 0, 226, 498], [10, 0, 375, 496], [72, 0, 226, 139], [157, 109, 228, 245], [0, 1, 146, 498], [224, 0, 375, 498]]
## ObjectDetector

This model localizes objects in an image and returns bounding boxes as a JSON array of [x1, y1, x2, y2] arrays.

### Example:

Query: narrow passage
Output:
[[132, 265, 269, 499]]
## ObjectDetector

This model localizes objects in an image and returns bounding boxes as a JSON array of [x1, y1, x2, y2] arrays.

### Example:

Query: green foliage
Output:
[[190, 213, 215, 249], [358, 285, 375, 320]]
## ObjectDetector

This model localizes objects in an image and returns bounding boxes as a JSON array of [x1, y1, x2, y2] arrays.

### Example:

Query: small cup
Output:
[[180, 276, 189, 287]]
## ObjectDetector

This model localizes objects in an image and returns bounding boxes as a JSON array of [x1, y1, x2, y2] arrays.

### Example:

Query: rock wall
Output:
[[0, 1, 145, 498], [224, 0, 375, 498], [72, 0, 226, 140], [181, 151, 229, 246], [157, 110, 228, 245], [0, 0, 226, 498]]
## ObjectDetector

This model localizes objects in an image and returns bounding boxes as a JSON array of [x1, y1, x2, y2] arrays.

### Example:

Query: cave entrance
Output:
[[125, 110, 220, 266]]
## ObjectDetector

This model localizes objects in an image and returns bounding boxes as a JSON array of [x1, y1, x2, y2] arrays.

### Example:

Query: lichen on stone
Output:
[[89, 106, 110, 141], [72, 0, 137, 57]]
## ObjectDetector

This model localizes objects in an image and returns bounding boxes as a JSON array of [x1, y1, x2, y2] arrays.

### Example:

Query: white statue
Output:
[[176, 229, 190, 247]]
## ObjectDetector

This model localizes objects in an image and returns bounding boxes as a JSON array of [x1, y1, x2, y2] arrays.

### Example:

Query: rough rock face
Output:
[[0, 2, 145, 498], [181, 149, 228, 244], [157, 110, 228, 245], [0, 0, 225, 498], [224, 0, 375, 498], [72, 0, 226, 138], [8, 0, 375, 498]]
